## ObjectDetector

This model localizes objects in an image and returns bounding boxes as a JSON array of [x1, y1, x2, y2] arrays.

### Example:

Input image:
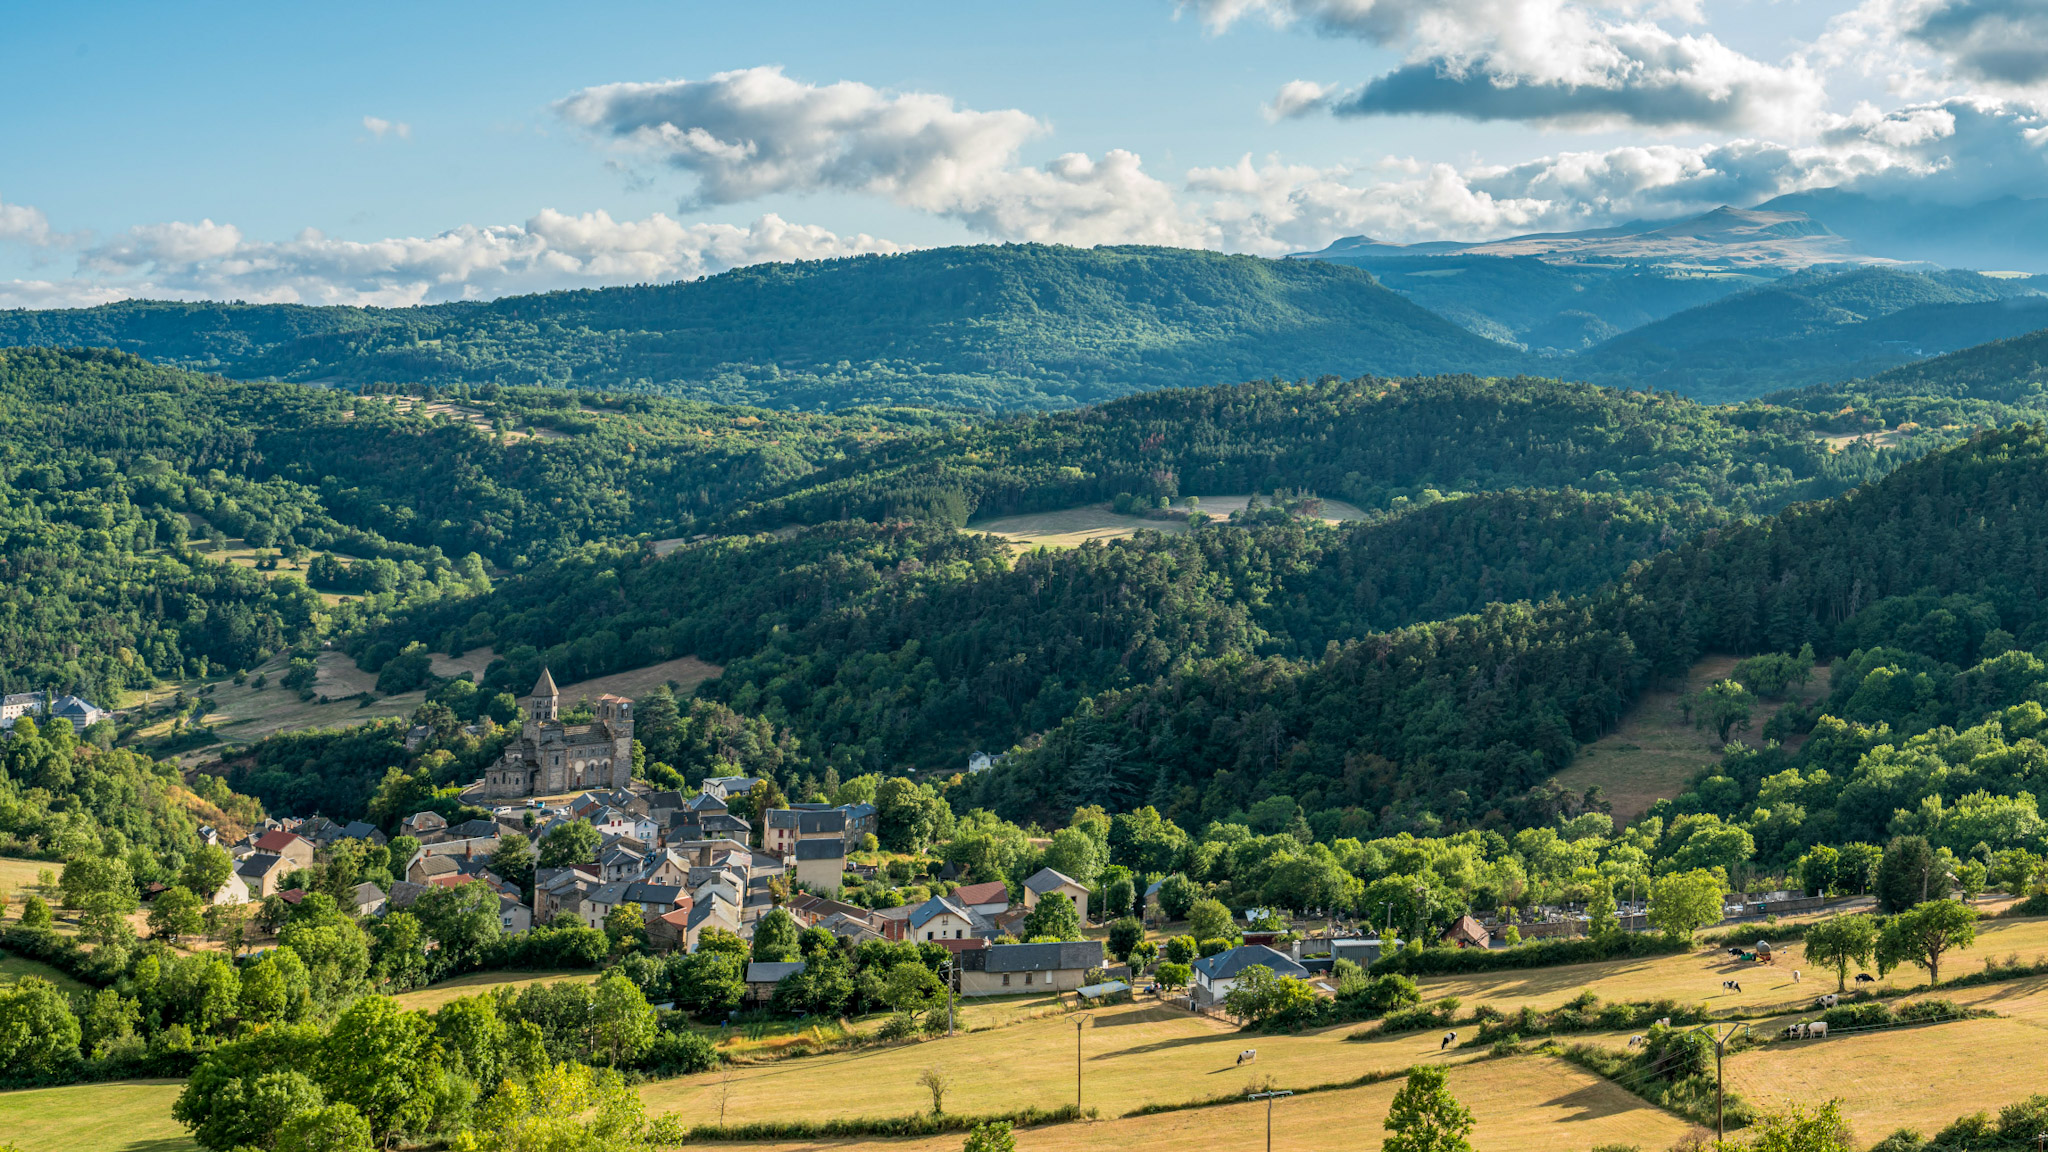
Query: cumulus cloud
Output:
[[0, 198, 59, 247], [1191, 0, 1824, 131], [362, 115, 412, 140], [1186, 97, 2048, 250], [1824, 0, 2048, 96], [557, 66, 1205, 246], [1, 208, 897, 309]]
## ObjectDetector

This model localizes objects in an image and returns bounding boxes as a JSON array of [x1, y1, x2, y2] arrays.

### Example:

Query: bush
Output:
[[641, 1029, 719, 1076], [1369, 997, 1461, 1036], [686, 1104, 1088, 1141], [876, 1013, 920, 1042], [1371, 931, 1684, 977], [1196, 938, 1231, 958]]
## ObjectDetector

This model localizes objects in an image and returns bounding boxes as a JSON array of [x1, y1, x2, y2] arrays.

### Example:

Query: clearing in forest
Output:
[[971, 494, 1371, 549], [392, 969, 603, 1012], [1552, 654, 1828, 825], [0, 1079, 195, 1152]]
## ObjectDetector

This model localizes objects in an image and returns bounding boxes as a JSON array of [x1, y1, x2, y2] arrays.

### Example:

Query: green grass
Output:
[[0, 951, 88, 993], [0, 1079, 195, 1152]]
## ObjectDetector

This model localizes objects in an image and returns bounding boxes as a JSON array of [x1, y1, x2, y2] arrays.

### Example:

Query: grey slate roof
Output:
[[745, 961, 805, 984], [794, 838, 845, 861], [907, 895, 973, 929], [982, 940, 1105, 973], [237, 852, 289, 879], [1191, 944, 1308, 982], [1024, 867, 1081, 894]]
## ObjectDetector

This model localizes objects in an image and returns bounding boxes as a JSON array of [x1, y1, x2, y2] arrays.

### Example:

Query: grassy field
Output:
[[392, 968, 603, 1011], [663, 1055, 1693, 1152], [0, 856, 52, 900], [971, 495, 1371, 550], [640, 996, 1494, 1123], [1415, 912, 2048, 1016], [0, 1079, 196, 1152], [0, 951, 89, 993], [1553, 654, 1828, 825], [1726, 973, 2048, 1139]]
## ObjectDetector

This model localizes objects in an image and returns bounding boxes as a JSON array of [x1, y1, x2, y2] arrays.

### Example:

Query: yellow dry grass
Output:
[[0, 1078, 196, 1152], [1416, 913, 2048, 1017], [640, 997, 1492, 1122], [554, 656, 723, 702], [1553, 655, 1827, 825], [970, 495, 1370, 550], [1726, 974, 2048, 1138], [673, 1055, 1693, 1152], [392, 968, 602, 1011], [0, 856, 53, 899]]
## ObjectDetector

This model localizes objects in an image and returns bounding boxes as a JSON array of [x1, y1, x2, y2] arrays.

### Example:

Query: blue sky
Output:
[[4, 0, 2044, 305]]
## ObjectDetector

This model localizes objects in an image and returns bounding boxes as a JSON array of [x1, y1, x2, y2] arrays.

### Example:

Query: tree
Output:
[[18, 895, 51, 929], [489, 834, 535, 896], [410, 881, 503, 969], [675, 951, 745, 1020], [917, 1066, 952, 1115], [963, 1120, 1016, 1152], [1382, 1064, 1475, 1152], [174, 1025, 327, 1151], [603, 901, 649, 954], [148, 885, 207, 942], [316, 996, 437, 1142], [1154, 962, 1192, 990], [1186, 897, 1235, 943], [751, 907, 801, 962], [274, 1103, 374, 1152], [1156, 874, 1197, 921], [1106, 917, 1143, 963], [0, 976, 81, 1077], [587, 972, 658, 1067], [1693, 679, 1756, 744], [1648, 870, 1724, 942], [1220, 964, 1318, 1028], [876, 778, 953, 853], [1023, 892, 1081, 941], [1802, 913, 1879, 992], [1796, 845, 1840, 897], [881, 961, 946, 1023], [1585, 876, 1619, 940], [538, 821, 601, 868], [181, 844, 235, 901], [1745, 1100, 1856, 1152], [1041, 827, 1103, 889], [1876, 836, 1945, 914], [1101, 872, 1137, 922], [1876, 899, 1977, 985], [241, 948, 315, 1024]]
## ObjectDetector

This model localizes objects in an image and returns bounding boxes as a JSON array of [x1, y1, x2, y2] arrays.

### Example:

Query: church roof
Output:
[[531, 667, 558, 698]]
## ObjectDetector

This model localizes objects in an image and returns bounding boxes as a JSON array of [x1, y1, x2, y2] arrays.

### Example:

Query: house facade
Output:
[[958, 940, 1104, 996], [1022, 868, 1089, 921]]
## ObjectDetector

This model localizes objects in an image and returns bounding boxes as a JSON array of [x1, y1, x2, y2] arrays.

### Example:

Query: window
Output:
[[1002, 974, 1011, 986], [926, 931, 934, 940], [956, 929, 963, 939], [1024, 973, 1033, 985]]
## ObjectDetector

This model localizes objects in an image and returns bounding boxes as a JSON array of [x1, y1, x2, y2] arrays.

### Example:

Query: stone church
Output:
[[481, 668, 634, 799]]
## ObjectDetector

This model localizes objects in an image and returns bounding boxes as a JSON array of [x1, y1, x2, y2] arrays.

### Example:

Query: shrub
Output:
[[1371, 932, 1684, 977]]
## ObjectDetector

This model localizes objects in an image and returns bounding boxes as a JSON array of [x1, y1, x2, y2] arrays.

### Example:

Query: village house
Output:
[[1022, 867, 1090, 921], [252, 829, 316, 871], [906, 895, 983, 942], [957, 940, 1105, 996], [236, 852, 294, 898], [951, 881, 1011, 918], [1190, 945, 1309, 1007], [764, 806, 847, 858], [1440, 914, 1492, 949], [350, 882, 387, 917], [699, 775, 763, 802], [792, 837, 846, 891], [209, 869, 251, 906], [745, 961, 804, 1006]]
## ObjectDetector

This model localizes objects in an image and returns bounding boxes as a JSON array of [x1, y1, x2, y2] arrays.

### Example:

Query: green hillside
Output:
[[1573, 266, 2048, 401], [0, 246, 1527, 411]]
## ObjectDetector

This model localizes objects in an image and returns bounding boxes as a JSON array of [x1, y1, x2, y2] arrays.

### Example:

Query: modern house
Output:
[[1190, 945, 1310, 1007], [957, 940, 1105, 996], [1022, 868, 1089, 921]]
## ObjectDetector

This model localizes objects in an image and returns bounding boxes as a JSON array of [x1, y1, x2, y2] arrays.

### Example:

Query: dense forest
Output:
[[0, 247, 1525, 411]]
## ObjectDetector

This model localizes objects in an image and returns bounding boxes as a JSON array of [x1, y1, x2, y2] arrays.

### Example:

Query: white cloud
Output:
[[1190, 0, 1825, 132], [1266, 80, 1336, 120], [1, 208, 897, 309], [1823, 0, 2048, 98], [362, 115, 412, 140], [0, 197, 63, 247], [557, 66, 1208, 246]]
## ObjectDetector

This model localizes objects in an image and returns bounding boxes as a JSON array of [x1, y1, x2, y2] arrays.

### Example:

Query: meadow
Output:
[[0, 1079, 195, 1152]]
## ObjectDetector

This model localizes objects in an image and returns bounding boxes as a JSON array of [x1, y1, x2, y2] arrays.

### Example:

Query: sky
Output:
[[3, 0, 2045, 307]]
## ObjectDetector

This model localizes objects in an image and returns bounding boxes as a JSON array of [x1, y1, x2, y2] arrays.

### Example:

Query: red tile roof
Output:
[[952, 881, 1010, 906], [254, 829, 306, 851]]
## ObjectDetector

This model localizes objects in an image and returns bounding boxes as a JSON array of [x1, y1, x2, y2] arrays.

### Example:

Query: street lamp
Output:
[[1248, 1089, 1293, 1152], [1073, 1013, 1091, 1113]]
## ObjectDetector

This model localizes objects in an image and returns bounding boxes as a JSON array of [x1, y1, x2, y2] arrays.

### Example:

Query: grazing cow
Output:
[[1237, 1050, 1256, 1066], [1808, 1022, 1828, 1038], [1731, 981, 1742, 993], [1627, 1035, 1645, 1048], [1855, 973, 1876, 984], [1655, 1018, 1670, 1028], [1793, 970, 1801, 982], [1816, 994, 1838, 1009], [1441, 1031, 1457, 1051]]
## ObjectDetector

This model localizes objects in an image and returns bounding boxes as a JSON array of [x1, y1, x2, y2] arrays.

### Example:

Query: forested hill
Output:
[[1570, 266, 2048, 402], [0, 246, 1527, 411], [965, 424, 2048, 831], [726, 373, 1895, 529], [1769, 326, 2048, 426]]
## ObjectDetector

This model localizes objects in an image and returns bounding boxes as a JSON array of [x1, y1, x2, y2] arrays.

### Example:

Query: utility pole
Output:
[[1248, 1089, 1292, 1152], [1074, 1013, 1091, 1113], [944, 958, 955, 1036], [1692, 1022, 1749, 1145]]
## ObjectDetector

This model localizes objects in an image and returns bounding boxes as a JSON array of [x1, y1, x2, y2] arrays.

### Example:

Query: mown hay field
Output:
[[0, 1078, 196, 1152]]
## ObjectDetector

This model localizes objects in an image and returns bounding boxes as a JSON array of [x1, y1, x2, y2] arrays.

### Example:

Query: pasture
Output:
[[971, 495, 1370, 550], [0, 1079, 196, 1152], [391, 968, 603, 1011], [1553, 654, 1829, 825]]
